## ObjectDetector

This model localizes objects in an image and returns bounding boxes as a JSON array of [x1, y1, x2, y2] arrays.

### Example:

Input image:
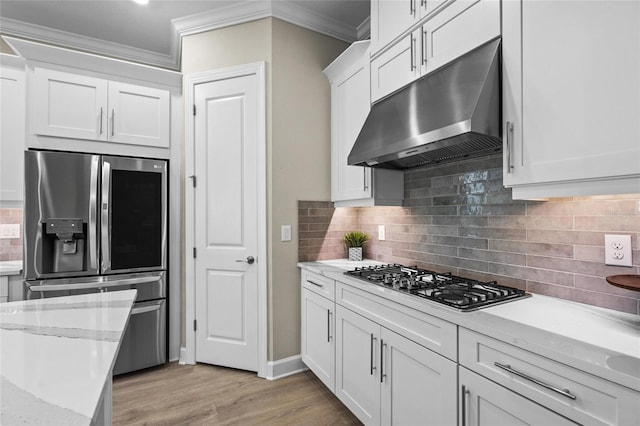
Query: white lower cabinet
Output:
[[459, 367, 577, 426], [335, 304, 457, 425], [301, 288, 335, 391]]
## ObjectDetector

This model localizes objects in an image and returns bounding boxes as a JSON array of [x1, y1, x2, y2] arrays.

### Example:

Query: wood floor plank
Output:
[[113, 363, 362, 425]]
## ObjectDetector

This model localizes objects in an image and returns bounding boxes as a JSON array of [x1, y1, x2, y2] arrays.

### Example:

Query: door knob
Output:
[[236, 256, 255, 264]]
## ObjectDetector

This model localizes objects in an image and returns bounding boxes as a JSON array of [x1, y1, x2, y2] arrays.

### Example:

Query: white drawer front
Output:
[[459, 328, 640, 426], [336, 281, 457, 361], [301, 270, 335, 301]]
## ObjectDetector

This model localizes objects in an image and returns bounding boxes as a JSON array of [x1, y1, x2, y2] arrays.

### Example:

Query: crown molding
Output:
[[2, 36, 182, 87], [0, 2, 365, 71], [0, 16, 177, 70]]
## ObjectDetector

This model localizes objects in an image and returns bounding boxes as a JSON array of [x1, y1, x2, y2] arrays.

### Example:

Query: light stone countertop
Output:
[[299, 260, 640, 392], [0, 289, 136, 425], [0, 260, 22, 276]]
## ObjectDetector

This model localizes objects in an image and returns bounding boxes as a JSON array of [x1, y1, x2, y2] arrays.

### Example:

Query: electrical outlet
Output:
[[604, 234, 632, 267], [378, 225, 386, 241], [0, 224, 20, 239], [281, 225, 291, 242]]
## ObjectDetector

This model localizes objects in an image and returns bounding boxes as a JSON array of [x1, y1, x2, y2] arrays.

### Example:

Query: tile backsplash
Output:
[[0, 208, 23, 261], [299, 154, 640, 315]]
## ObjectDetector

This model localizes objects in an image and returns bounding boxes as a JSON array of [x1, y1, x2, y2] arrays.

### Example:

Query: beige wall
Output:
[[270, 19, 346, 359], [0, 37, 16, 54], [181, 18, 347, 360]]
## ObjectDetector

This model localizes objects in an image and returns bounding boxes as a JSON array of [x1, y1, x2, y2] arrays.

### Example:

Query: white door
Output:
[[193, 72, 260, 371]]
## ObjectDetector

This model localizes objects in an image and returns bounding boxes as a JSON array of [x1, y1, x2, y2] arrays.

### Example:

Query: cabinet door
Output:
[[301, 289, 335, 391], [460, 367, 577, 426], [0, 59, 25, 202], [380, 328, 457, 426], [108, 82, 170, 148], [371, 0, 421, 55], [371, 32, 420, 102], [422, 0, 501, 74], [504, 1, 640, 194], [331, 50, 373, 202], [335, 305, 381, 425], [32, 68, 108, 141]]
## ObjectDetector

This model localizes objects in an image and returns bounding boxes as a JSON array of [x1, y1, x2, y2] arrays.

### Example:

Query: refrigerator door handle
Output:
[[131, 300, 164, 316], [27, 275, 161, 292], [88, 156, 99, 270], [101, 160, 111, 273]]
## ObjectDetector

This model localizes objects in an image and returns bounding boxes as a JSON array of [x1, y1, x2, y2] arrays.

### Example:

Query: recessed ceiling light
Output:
[[133, 0, 149, 5]]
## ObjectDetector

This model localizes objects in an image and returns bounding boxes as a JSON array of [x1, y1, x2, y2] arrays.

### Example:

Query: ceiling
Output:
[[0, 0, 370, 70]]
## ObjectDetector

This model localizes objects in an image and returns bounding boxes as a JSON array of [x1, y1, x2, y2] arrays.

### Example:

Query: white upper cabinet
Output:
[[371, 0, 500, 102], [503, 0, 640, 198], [370, 0, 448, 56], [33, 68, 108, 141], [0, 55, 26, 202], [108, 81, 170, 148], [32, 68, 170, 148], [324, 41, 403, 207]]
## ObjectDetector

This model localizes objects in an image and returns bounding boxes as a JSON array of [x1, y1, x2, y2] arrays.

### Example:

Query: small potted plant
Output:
[[343, 231, 369, 261]]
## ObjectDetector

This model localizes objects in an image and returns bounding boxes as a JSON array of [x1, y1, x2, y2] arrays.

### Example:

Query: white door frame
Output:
[[182, 62, 267, 378]]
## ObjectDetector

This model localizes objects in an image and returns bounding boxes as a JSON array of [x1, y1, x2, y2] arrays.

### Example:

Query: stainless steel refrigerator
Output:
[[24, 150, 168, 375]]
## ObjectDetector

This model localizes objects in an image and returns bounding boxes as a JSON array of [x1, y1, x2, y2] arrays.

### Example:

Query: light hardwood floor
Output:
[[113, 362, 362, 425]]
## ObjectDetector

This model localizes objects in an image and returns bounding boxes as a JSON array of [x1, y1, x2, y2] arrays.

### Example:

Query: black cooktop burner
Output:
[[344, 264, 530, 311]]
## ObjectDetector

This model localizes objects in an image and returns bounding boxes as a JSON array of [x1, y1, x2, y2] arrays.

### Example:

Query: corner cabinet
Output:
[[502, 0, 640, 198], [0, 55, 26, 202], [323, 41, 404, 208], [32, 67, 170, 148]]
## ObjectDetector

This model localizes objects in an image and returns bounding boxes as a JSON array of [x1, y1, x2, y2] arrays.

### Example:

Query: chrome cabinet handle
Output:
[[370, 334, 377, 375], [494, 362, 577, 400], [421, 28, 427, 66], [506, 121, 514, 174], [363, 168, 369, 191], [327, 310, 332, 342], [99, 107, 103, 135], [307, 280, 323, 288], [236, 256, 255, 264], [410, 0, 415, 15], [380, 339, 386, 383], [461, 385, 469, 426], [111, 108, 115, 137], [410, 35, 416, 71]]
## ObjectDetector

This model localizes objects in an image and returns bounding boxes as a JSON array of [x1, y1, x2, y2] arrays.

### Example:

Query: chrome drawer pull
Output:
[[307, 280, 323, 288], [494, 362, 577, 400]]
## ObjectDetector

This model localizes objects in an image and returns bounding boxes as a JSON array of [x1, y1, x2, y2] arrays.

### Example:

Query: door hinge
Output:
[[189, 175, 197, 188], [193, 104, 196, 116], [193, 247, 197, 258], [193, 319, 197, 331]]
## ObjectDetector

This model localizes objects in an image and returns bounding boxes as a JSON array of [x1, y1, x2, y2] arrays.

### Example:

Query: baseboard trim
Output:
[[266, 355, 307, 380]]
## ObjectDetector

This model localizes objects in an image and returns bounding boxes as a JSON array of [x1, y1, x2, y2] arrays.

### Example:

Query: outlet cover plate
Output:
[[0, 224, 20, 239], [378, 225, 386, 241], [604, 234, 633, 267], [281, 225, 291, 242]]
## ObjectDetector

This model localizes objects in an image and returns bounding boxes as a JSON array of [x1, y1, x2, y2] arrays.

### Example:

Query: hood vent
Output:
[[348, 37, 502, 170]]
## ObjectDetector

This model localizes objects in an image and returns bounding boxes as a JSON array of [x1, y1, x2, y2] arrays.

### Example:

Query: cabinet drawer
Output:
[[336, 281, 457, 361], [301, 270, 335, 301], [459, 328, 640, 426]]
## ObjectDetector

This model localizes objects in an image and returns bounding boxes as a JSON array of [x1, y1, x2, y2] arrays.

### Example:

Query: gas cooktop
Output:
[[344, 264, 530, 312]]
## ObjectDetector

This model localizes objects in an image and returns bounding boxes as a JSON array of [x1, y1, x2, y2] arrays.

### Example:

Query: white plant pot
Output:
[[348, 247, 363, 261]]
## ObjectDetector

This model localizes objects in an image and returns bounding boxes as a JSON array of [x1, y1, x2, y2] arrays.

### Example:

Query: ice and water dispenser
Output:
[[43, 218, 86, 273]]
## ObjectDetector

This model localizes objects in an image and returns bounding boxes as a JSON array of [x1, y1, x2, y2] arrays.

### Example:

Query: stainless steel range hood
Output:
[[349, 37, 502, 169]]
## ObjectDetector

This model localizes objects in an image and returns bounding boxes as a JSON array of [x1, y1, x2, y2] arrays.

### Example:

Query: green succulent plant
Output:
[[343, 231, 369, 248]]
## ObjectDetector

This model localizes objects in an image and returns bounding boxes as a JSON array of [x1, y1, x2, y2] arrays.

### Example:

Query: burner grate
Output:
[[344, 264, 529, 311]]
